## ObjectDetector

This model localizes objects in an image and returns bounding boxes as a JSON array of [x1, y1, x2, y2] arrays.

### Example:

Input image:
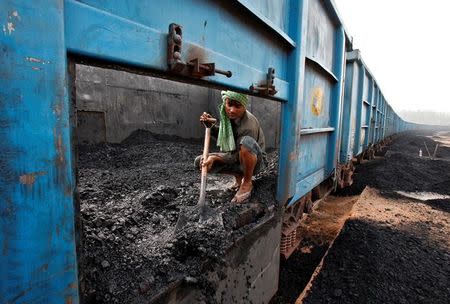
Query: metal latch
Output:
[[249, 68, 278, 96], [167, 23, 184, 72], [167, 23, 232, 78]]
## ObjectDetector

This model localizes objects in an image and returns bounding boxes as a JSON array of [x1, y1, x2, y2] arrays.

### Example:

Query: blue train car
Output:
[[0, 0, 419, 302], [338, 49, 404, 188], [0, 0, 348, 302]]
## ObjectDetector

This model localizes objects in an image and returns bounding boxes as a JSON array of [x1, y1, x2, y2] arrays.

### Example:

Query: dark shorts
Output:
[[194, 136, 266, 175]]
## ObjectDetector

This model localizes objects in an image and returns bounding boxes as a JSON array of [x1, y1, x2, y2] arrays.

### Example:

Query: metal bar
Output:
[[353, 62, 365, 154], [365, 78, 374, 146], [340, 57, 355, 162], [64, 0, 290, 100], [305, 56, 339, 83], [289, 168, 326, 206], [277, 0, 308, 203], [234, 0, 296, 47], [300, 127, 335, 135], [326, 25, 346, 175]]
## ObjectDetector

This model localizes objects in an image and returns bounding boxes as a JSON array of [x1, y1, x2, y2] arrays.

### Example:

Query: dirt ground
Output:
[[298, 130, 450, 304], [77, 130, 278, 303], [272, 196, 358, 304], [272, 130, 450, 304], [300, 187, 450, 304]]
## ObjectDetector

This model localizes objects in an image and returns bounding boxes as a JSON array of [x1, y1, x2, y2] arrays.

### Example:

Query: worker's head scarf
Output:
[[217, 91, 249, 152]]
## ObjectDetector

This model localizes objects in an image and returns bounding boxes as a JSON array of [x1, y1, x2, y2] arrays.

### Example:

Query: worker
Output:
[[195, 90, 266, 203]]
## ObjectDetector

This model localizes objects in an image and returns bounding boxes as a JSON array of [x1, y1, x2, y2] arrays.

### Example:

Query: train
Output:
[[0, 0, 422, 303]]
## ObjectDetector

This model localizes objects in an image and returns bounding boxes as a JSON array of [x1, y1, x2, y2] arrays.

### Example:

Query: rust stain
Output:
[[26, 56, 42, 63], [19, 171, 46, 185], [289, 152, 297, 161], [25, 56, 51, 65], [54, 131, 65, 166], [65, 296, 73, 304], [53, 103, 62, 116], [19, 174, 35, 185], [3, 11, 20, 36]]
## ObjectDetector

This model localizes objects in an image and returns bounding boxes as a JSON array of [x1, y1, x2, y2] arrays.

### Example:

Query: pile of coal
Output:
[[77, 130, 279, 303]]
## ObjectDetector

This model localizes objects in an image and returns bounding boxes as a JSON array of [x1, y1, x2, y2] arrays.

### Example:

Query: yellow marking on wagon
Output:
[[311, 87, 323, 116]]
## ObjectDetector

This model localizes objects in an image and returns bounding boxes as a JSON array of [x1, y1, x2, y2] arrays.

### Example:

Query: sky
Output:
[[333, 0, 450, 114]]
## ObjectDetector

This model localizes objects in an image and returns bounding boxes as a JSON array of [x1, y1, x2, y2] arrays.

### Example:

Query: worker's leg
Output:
[[231, 173, 243, 189], [194, 153, 241, 190], [237, 145, 257, 193], [232, 136, 262, 203]]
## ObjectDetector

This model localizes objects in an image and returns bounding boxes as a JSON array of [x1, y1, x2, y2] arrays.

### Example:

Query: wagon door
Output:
[[290, 0, 345, 202]]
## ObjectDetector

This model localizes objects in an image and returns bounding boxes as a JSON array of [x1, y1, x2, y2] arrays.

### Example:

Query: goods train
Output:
[[0, 0, 419, 303]]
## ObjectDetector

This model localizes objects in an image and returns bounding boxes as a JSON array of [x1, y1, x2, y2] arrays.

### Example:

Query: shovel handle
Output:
[[198, 126, 211, 207]]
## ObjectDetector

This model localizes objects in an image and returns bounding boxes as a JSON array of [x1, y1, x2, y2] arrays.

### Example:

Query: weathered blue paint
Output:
[[1, 0, 298, 302], [341, 51, 361, 162], [235, 0, 294, 47], [65, 0, 291, 101], [0, 1, 79, 303], [277, 0, 308, 202], [355, 61, 366, 155], [288, 1, 346, 205], [0, 0, 418, 302], [339, 48, 416, 167], [327, 26, 345, 173]]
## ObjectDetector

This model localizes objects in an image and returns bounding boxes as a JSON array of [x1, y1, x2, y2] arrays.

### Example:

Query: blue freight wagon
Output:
[[0, 0, 416, 303], [337, 49, 416, 188], [339, 50, 390, 186]]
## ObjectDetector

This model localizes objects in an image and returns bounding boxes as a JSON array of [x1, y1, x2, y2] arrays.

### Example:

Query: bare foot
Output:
[[231, 181, 253, 203], [230, 176, 242, 190]]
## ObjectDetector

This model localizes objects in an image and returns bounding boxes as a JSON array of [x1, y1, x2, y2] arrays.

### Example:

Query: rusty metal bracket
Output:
[[167, 23, 232, 78], [167, 23, 184, 72], [187, 59, 232, 78], [249, 67, 278, 96]]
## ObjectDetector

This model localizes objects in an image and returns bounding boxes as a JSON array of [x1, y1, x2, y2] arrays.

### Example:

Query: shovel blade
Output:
[[173, 204, 223, 234]]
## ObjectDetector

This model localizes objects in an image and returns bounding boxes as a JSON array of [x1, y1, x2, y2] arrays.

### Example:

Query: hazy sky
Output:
[[334, 0, 450, 114]]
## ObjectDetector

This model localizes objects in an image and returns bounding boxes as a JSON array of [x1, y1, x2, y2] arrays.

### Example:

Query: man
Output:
[[195, 90, 266, 203]]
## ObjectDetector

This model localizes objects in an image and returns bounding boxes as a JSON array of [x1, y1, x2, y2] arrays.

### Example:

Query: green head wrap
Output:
[[217, 91, 249, 152]]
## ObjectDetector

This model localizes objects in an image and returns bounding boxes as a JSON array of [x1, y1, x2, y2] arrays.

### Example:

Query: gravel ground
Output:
[[77, 130, 278, 303], [272, 196, 357, 304], [299, 130, 450, 304], [301, 187, 450, 304]]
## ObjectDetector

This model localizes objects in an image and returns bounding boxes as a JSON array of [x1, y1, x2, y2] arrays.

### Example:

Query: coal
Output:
[[77, 130, 278, 303], [340, 130, 450, 196], [273, 130, 450, 304]]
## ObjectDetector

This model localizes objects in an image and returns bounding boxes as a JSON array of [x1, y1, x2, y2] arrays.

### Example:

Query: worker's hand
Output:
[[200, 155, 216, 171], [200, 112, 217, 125]]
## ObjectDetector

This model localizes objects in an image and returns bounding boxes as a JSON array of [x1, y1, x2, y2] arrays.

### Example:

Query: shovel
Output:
[[174, 116, 222, 233]]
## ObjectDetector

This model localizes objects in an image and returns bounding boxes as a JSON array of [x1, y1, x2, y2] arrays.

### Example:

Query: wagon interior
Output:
[[71, 62, 282, 302]]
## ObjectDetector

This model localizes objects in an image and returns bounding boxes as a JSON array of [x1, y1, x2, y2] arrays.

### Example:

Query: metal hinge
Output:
[[249, 68, 278, 96], [167, 23, 232, 78]]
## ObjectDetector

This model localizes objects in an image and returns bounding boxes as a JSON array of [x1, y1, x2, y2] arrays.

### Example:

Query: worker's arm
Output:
[[201, 154, 224, 171]]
